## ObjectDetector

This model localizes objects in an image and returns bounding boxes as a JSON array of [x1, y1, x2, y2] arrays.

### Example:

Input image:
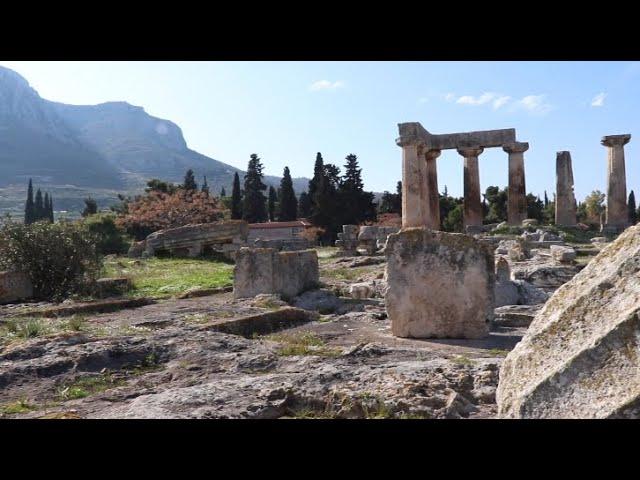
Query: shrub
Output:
[[83, 213, 129, 255], [0, 221, 102, 301]]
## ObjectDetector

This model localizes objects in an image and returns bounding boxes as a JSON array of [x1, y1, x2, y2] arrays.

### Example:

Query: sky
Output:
[[2, 61, 640, 201]]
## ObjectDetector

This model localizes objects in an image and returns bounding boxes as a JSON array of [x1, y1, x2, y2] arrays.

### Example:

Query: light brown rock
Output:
[[497, 224, 640, 418], [384, 228, 494, 339], [0, 270, 33, 304]]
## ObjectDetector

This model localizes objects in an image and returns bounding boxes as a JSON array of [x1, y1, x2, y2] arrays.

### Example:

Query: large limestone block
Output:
[[497, 224, 640, 418], [233, 248, 319, 300], [385, 228, 494, 339], [0, 271, 33, 304]]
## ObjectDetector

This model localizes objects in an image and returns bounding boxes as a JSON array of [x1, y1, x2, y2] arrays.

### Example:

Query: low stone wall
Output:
[[253, 238, 313, 251], [233, 248, 319, 299], [0, 271, 33, 304], [385, 228, 494, 339]]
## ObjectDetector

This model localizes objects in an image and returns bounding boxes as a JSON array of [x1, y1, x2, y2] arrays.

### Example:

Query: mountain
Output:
[[0, 65, 309, 202]]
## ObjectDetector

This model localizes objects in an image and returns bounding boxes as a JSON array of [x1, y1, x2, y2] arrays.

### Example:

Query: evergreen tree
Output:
[[308, 152, 324, 203], [220, 187, 226, 197], [242, 154, 268, 223], [231, 172, 243, 220], [48, 194, 54, 223], [629, 190, 638, 224], [526, 193, 545, 223], [310, 171, 339, 239], [201, 176, 209, 195], [43, 193, 51, 223], [24, 179, 35, 224], [544, 191, 549, 208], [298, 192, 312, 218], [484, 186, 508, 223], [337, 154, 376, 225], [82, 197, 98, 217], [278, 166, 298, 221], [35, 189, 44, 221], [183, 169, 198, 191], [268, 186, 277, 222], [395, 181, 403, 215]]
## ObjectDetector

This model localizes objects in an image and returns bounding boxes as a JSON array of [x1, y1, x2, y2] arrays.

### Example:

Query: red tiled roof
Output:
[[248, 220, 312, 229]]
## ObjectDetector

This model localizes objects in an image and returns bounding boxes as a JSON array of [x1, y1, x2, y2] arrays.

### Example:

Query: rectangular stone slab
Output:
[[397, 122, 516, 150]]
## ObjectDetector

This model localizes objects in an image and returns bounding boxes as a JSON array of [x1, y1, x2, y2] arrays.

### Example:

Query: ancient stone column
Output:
[[457, 146, 484, 231], [400, 140, 427, 228], [602, 134, 631, 233], [424, 149, 441, 230], [503, 142, 529, 225], [555, 151, 577, 226]]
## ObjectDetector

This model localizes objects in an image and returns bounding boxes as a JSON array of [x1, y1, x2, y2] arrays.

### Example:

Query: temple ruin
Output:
[[396, 122, 529, 231], [602, 134, 631, 233], [555, 151, 577, 226]]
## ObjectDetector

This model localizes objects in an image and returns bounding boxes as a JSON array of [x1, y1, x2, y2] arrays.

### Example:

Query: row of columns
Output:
[[401, 140, 530, 229]]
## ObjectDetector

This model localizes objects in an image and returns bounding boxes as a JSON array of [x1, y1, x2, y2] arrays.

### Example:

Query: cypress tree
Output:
[[278, 166, 298, 221], [48, 194, 54, 223], [268, 186, 277, 221], [231, 172, 243, 219], [34, 189, 44, 221], [44, 193, 50, 223], [338, 154, 376, 225], [220, 187, 226, 197], [25, 179, 35, 224], [201, 175, 209, 195], [298, 192, 312, 219], [242, 154, 268, 223], [629, 190, 637, 224], [544, 191, 549, 207], [82, 197, 98, 217], [183, 169, 197, 191], [308, 152, 324, 202]]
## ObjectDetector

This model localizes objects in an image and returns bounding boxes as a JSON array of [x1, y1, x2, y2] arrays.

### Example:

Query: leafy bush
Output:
[[0, 221, 102, 301], [83, 213, 129, 255]]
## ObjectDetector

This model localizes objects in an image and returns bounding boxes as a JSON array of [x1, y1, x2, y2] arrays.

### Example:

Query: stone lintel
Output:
[[601, 134, 631, 147], [397, 122, 516, 150], [503, 142, 529, 154]]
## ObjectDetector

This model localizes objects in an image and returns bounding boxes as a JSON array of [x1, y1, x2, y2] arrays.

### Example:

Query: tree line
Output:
[[24, 179, 54, 224]]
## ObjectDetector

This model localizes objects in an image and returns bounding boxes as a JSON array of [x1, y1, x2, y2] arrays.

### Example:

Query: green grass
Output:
[[102, 256, 234, 299], [0, 318, 50, 345], [322, 266, 371, 281], [452, 355, 475, 366], [1, 399, 36, 415], [266, 331, 342, 357], [57, 373, 125, 401], [486, 348, 510, 357]]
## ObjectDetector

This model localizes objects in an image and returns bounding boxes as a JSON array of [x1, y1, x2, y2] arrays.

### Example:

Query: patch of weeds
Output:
[[323, 267, 369, 281], [1, 398, 36, 415], [253, 298, 284, 310], [39, 411, 82, 419], [57, 373, 125, 401], [129, 351, 163, 375], [487, 348, 510, 357], [183, 313, 210, 324], [288, 408, 338, 419], [452, 355, 475, 366], [317, 315, 333, 323], [65, 315, 87, 332], [397, 411, 431, 419], [0, 318, 49, 343], [266, 331, 342, 357]]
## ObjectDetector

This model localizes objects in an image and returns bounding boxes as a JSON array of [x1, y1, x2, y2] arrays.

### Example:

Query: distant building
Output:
[[248, 219, 312, 241]]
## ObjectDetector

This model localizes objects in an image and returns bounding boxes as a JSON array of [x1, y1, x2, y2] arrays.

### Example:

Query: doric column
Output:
[[602, 134, 631, 232], [555, 151, 577, 226], [457, 146, 484, 230], [424, 149, 441, 230], [503, 142, 529, 225], [399, 140, 427, 228]]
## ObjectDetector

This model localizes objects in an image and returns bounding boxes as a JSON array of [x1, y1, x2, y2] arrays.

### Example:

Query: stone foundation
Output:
[[233, 248, 319, 299], [384, 228, 494, 339]]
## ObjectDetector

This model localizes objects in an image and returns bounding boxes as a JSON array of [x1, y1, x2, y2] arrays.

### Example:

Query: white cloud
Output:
[[591, 92, 606, 107], [516, 94, 553, 114], [453, 92, 511, 110], [309, 80, 344, 91], [492, 95, 511, 110]]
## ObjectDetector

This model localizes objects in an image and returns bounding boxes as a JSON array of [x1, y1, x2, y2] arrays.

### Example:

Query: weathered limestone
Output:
[[145, 221, 249, 258], [0, 271, 33, 304], [397, 123, 516, 150], [335, 225, 359, 255], [495, 257, 511, 283], [555, 151, 577, 226], [424, 149, 441, 229], [233, 248, 319, 300], [385, 228, 494, 339], [503, 142, 529, 225], [458, 147, 484, 231], [253, 238, 312, 251], [358, 226, 380, 255], [602, 134, 631, 233], [550, 244, 576, 263], [497, 224, 640, 418]]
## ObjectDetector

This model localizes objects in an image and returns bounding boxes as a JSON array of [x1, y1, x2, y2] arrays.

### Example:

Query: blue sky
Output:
[[2, 61, 639, 201]]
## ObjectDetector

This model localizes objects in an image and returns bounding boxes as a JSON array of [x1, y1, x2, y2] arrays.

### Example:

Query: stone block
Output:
[[385, 228, 494, 339], [0, 271, 33, 304]]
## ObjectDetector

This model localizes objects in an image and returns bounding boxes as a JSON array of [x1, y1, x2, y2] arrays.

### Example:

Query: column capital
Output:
[[601, 134, 631, 147], [456, 146, 484, 157], [503, 142, 529, 154], [425, 149, 441, 160]]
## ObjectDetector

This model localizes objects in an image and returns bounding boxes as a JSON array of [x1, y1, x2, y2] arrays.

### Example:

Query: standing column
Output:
[[503, 142, 529, 225], [400, 140, 427, 228], [424, 149, 441, 230], [555, 151, 577, 226], [457, 146, 484, 231], [602, 134, 631, 233]]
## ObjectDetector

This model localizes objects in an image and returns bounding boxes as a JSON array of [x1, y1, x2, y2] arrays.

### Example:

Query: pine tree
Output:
[[34, 189, 44, 221], [298, 192, 312, 218], [629, 190, 637, 224], [24, 179, 35, 224], [220, 187, 226, 197], [242, 154, 268, 223], [231, 172, 243, 219], [268, 186, 277, 222], [183, 169, 198, 191], [82, 197, 98, 217], [337, 154, 377, 226], [278, 166, 298, 221], [48, 194, 54, 223], [201, 176, 209, 195]]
